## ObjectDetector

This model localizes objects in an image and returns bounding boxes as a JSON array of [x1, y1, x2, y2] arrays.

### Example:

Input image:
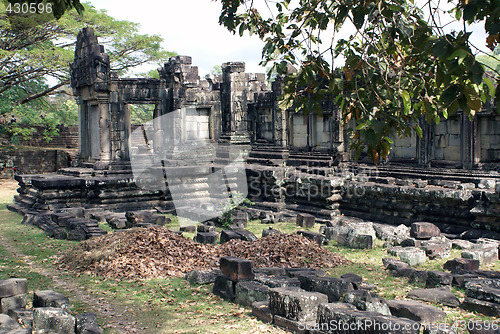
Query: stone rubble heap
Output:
[[189, 256, 465, 334], [0, 278, 102, 334]]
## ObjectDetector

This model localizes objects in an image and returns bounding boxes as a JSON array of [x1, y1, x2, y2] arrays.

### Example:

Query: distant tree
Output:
[[218, 0, 500, 162], [0, 1, 175, 141]]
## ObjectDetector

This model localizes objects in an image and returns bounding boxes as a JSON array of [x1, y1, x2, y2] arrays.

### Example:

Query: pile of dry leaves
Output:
[[59, 226, 348, 279]]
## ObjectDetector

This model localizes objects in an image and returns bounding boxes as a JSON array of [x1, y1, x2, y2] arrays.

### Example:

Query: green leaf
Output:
[[440, 84, 460, 106], [402, 90, 411, 115], [448, 49, 468, 65], [484, 77, 495, 96]]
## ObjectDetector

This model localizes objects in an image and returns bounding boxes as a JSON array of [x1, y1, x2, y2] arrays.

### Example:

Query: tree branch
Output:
[[14, 79, 70, 105]]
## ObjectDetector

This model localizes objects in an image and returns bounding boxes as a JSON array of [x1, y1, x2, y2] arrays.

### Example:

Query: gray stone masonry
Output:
[[268, 287, 328, 322]]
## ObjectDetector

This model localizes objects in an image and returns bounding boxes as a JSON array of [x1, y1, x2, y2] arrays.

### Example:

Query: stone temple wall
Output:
[[7, 27, 500, 236]]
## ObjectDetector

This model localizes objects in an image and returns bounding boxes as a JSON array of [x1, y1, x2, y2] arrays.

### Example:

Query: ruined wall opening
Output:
[[128, 103, 157, 156]]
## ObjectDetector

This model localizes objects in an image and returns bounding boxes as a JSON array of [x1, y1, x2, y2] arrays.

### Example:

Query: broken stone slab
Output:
[[467, 321, 500, 334], [382, 258, 409, 271], [75, 313, 103, 334], [386, 299, 446, 323], [347, 234, 374, 249], [7, 309, 33, 328], [253, 267, 287, 276], [0, 313, 21, 332], [461, 297, 500, 317], [32, 307, 75, 334], [194, 232, 218, 244], [387, 246, 407, 257], [410, 222, 441, 240], [298, 275, 353, 302], [342, 290, 391, 315], [219, 256, 254, 282], [424, 324, 457, 334], [399, 247, 427, 266], [346, 221, 377, 241], [234, 281, 269, 306], [421, 242, 451, 259], [220, 230, 241, 244], [316, 302, 420, 334], [185, 269, 221, 285], [296, 213, 315, 228], [197, 224, 216, 233], [462, 246, 499, 265], [212, 275, 236, 301], [268, 286, 328, 322], [451, 239, 475, 250], [0, 279, 27, 299], [409, 270, 429, 284], [179, 225, 196, 233], [229, 227, 257, 242], [105, 216, 126, 229], [426, 271, 453, 288], [251, 301, 273, 324], [465, 279, 500, 304], [262, 227, 281, 238], [443, 258, 480, 273], [286, 268, 325, 278], [340, 273, 363, 290], [273, 314, 315, 334], [297, 231, 326, 246], [407, 287, 460, 307], [33, 290, 70, 312], [254, 275, 301, 289], [0, 294, 27, 314]]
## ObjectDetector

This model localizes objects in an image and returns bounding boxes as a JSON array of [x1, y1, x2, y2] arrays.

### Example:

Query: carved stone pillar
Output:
[[461, 114, 480, 169], [220, 62, 250, 144]]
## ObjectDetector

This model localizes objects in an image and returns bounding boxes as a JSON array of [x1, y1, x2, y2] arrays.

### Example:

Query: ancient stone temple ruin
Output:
[[7, 27, 500, 238]]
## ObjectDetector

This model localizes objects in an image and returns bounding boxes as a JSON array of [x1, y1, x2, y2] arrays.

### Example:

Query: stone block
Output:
[[7, 309, 33, 328], [0, 294, 27, 314], [235, 281, 269, 306], [0, 279, 27, 299], [273, 314, 313, 334], [194, 232, 218, 244], [253, 267, 287, 276], [268, 287, 328, 322], [410, 222, 441, 239], [451, 239, 474, 250], [399, 248, 427, 266], [426, 271, 453, 287], [230, 227, 257, 241], [465, 279, 500, 304], [444, 258, 480, 273], [219, 256, 254, 282], [298, 275, 353, 302], [424, 324, 457, 334], [251, 301, 273, 324], [33, 290, 70, 312], [462, 246, 499, 265], [197, 224, 215, 233], [343, 290, 391, 315], [296, 213, 315, 228], [254, 275, 301, 289], [185, 269, 221, 285], [0, 313, 21, 332], [33, 307, 75, 334], [75, 313, 103, 334], [386, 299, 446, 323], [461, 297, 500, 317], [220, 230, 241, 244], [340, 273, 363, 289], [212, 275, 236, 300], [408, 287, 460, 307], [179, 225, 196, 233], [317, 303, 420, 334], [422, 242, 451, 259], [262, 227, 281, 238], [347, 234, 374, 249], [297, 231, 325, 245], [409, 270, 429, 284]]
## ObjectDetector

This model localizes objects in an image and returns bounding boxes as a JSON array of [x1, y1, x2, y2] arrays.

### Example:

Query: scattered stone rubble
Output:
[[0, 278, 102, 334], [200, 256, 464, 334]]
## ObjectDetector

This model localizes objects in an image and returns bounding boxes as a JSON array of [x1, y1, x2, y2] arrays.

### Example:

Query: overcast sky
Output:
[[87, 0, 490, 77], [88, 0, 266, 76]]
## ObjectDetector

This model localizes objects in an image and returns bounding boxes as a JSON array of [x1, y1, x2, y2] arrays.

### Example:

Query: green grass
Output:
[[0, 180, 499, 333]]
